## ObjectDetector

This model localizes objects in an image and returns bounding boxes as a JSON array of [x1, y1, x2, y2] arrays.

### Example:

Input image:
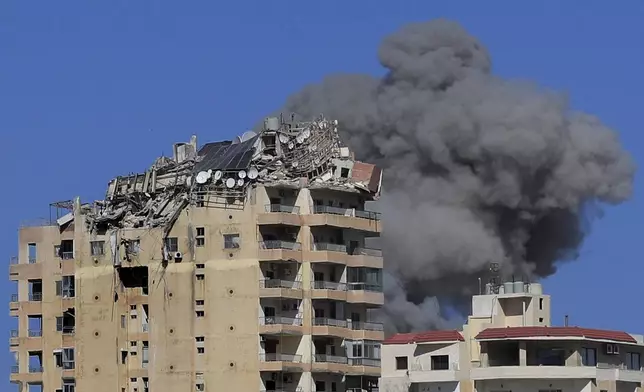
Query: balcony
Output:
[[312, 318, 349, 338], [347, 358, 381, 376], [302, 206, 382, 233], [349, 321, 384, 341], [306, 243, 383, 268], [259, 353, 305, 372], [471, 365, 598, 380], [346, 283, 384, 306], [313, 354, 350, 373], [28, 330, 42, 338], [258, 241, 303, 262], [409, 362, 461, 383], [311, 281, 347, 301], [260, 279, 303, 299], [258, 204, 302, 226], [259, 316, 304, 335], [29, 293, 42, 302]]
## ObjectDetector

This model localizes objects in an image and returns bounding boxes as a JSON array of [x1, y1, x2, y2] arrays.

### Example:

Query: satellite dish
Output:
[[310, 144, 318, 152], [238, 170, 247, 179], [214, 171, 223, 180], [247, 167, 258, 179], [302, 128, 311, 139], [292, 161, 299, 168], [288, 142, 294, 150], [237, 178, 244, 187], [225, 178, 235, 188], [196, 171, 210, 184], [278, 134, 289, 144], [186, 177, 192, 186], [295, 134, 304, 144], [333, 119, 338, 126], [207, 169, 213, 176], [240, 131, 257, 142]]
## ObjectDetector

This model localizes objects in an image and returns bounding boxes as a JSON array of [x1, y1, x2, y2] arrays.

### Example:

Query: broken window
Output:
[[341, 167, 350, 178], [57, 240, 74, 259], [223, 234, 240, 249], [55, 276, 75, 298], [118, 266, 149, 295], [56, 308, 75, 334], [196, 227, 205, 247], [165, 237, 178, 252], [29, 279, 42, 301], [90, 241, 105, 256], [62, 348, 75, 369], [128, 239, 140, 255]]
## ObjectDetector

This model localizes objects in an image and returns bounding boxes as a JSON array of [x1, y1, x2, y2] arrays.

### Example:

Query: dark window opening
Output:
[[57, 240, 74, 259], [431, 355, 449, 370], [56, 308, 76, 334], [118, 266, 149, 295], [395, 356, 408, 370], [165, 237, 178, 252]]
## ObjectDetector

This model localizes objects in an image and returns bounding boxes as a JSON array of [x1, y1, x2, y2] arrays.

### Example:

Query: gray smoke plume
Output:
[[269, 19, 635, 333]]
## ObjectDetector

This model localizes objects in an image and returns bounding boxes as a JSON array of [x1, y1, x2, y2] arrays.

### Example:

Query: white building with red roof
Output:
[[379, 282, 644, 392]]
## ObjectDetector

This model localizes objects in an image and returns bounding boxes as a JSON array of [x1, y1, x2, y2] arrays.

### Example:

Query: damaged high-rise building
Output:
[[9, 115, 384, 392]]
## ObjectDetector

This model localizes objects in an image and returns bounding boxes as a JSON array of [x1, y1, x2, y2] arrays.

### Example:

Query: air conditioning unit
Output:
[[605, 343, 620, 355]]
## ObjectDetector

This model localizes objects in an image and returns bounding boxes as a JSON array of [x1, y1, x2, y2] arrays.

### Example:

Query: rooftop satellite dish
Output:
[[292, 161, 299, 168], [278, 134, 289, 144], [333, 119, 338, 126], [310, 144, 318, 152], [214, 171, 223, 181], [247, 167, 259, 179], [288, 142, 294, 150], [302, 128, 311, 139], [238, 170, 247, 179], [225, 178, 235, 188], [207, 169, 213, 176], [295, 134, 304, 144], [237, 178, 244, 187], [196, 171, 210, 184], [240, 131, 257, 142]]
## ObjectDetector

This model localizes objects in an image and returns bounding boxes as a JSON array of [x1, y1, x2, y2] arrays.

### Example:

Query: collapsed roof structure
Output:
[[85, 114, 382, 234]]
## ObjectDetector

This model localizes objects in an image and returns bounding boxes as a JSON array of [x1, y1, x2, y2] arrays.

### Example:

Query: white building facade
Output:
[[380, 282, 644, 392]]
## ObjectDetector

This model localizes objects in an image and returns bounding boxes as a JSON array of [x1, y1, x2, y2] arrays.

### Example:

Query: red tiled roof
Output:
[[384, 330, 464, 345], [476, 326, 636, 344]]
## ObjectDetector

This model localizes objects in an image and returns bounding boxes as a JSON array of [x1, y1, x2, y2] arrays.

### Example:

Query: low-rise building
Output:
[[380, 282, 644, 392]]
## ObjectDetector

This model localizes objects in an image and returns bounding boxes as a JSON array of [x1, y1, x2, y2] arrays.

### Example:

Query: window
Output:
[[196, 300, 204, 306], [539, 298, 544, 310], [340, 167, 350, 178], [626, 352, 641, 370], [196, 336, 205, 342], [142, 342, 149, 368], [331, 382, 337, 392], [431, 355, 449, 370], [127, 239, 141, 255], [90, 241, 105, 256], [165, 237, 178, 252], [63, 348, 75, 369], [223, 234, 240, 249], [121, 315, 126, 328], [395, 356, 408, 370], [196, 227, 205, 247], [130, 305, 137, 310], [196, 383, 204, 391], [130, 341, 137, 347], [63, 379, 75, 392], [196, 274, 205, 281], [581, 347, 597, 366], [196, 263, 205, 269], [197, 347, 205, 354], [142, 378, 149, 392], [315, 381, 326, 391], [196, 311, 205, 317], [28, 243, 37, 263]]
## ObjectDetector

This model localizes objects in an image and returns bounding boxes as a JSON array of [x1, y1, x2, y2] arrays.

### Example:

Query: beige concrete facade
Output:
[[380, 284, 644, 392], [9, 185, 384, 392]]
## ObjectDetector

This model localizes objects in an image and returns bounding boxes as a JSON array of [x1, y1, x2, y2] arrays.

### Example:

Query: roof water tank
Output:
[[264, 117, 280, 131], [503, 282, 514, 294], [513, 281, 524, 294], [485, 283, 492, 295], [529, 283, 543, 295]]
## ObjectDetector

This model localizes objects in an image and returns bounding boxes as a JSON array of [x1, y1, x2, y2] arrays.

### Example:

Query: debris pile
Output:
[[85, 114, 382, 233]]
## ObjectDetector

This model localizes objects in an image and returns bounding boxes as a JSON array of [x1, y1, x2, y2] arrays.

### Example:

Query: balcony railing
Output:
[[265, 204, 300, 214], [260, 353, 302, 363], [348, 358, 381, 367], [347, 283, 383, 292], [259, 240, 302, 251], [314, 242, 347, 252], [260, 279, 302, 290], [29, 293, 42, 302], [313, 205, 381, 221], [10, 366, 18, 374], [260, 316, 303, 326], [10, 294, 18, 302], [61, 252, 74, 260], [62, 326, 75, 335], [351, 321, 384, 331], [313, 318, 348, 328], [315, 354, 348, 364], [28, 330, 42, 338], [29, 366, 43, 373], [10, 330, 18, 338], [350, 247, 382, 257], [312, 281, 347, 291], [28, 257, 37, 264]]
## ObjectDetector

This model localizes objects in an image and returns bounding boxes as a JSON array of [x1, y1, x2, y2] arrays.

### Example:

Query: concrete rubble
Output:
[[84, 114, 382, 234]]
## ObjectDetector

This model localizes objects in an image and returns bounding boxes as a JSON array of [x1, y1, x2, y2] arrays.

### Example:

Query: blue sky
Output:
[[1, 0, 642, 385]]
